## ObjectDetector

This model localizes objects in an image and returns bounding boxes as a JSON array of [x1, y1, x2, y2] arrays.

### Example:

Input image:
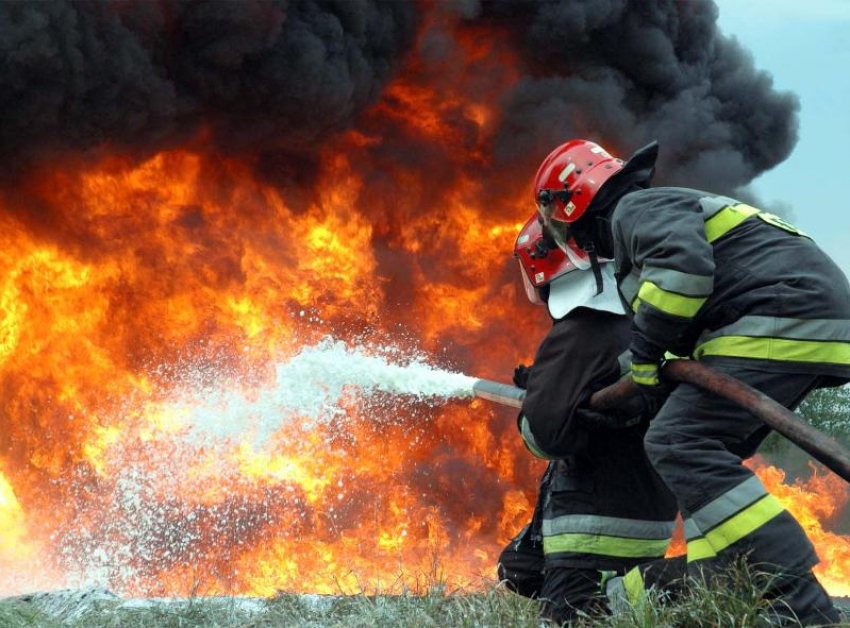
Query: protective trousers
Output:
[[643, 365, 839, 626], [605, 556, 687, 613], [498, 526, 610, 624]]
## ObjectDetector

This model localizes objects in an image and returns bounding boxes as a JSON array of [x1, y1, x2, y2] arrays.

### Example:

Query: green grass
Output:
[[0, 600, 51, 628], [1, 564, 847, 628], [0, 588, 543, 628], [1, 587, 846, 628], [575, 561, 849, 628]]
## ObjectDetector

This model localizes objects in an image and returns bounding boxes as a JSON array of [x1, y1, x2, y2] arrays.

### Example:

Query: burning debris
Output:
[[0, 0, 846, 607]]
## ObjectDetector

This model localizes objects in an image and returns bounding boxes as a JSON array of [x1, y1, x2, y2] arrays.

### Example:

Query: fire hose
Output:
[[472, 361, 850, 484]]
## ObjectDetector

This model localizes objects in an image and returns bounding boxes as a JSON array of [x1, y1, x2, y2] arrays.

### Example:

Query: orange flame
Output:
[[665, 459, 850, 596], [755, 460, 850, 596], [0, 12, 846, 599]]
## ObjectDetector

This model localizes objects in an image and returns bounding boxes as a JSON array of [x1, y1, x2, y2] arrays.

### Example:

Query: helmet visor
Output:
[[536, 201, 570, 252], [518, 259, 545, 306]]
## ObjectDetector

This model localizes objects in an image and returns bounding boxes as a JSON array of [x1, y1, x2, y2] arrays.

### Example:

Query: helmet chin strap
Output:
[[586, 243, 604, 296], [592, 216, 616, 259], [567, 216, 603, 295], [568, 223, 604, 296]]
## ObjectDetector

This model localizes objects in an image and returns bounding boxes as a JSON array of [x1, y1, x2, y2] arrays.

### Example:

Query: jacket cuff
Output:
[[629, 326, 666, 363], [517, 413, 552, 459]]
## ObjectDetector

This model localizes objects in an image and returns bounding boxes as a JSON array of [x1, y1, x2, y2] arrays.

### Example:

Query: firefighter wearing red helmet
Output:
[[498, 214, 680, 624], [531, 138, 849, 624]]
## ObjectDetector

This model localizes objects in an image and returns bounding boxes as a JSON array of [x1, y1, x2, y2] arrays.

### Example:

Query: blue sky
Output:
[[713, 0, 850, 275]]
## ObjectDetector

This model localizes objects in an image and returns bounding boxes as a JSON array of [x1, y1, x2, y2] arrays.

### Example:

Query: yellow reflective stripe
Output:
[[687, 495, 785, 563], [704, 203, 808, 243], [631, 296, 641, 313], [637, 281, 707, 318], [631, 362, 659, 386], [623, 567, 646, 606], [543, 533, 670, 558], [704, 203, 760, 243], [695, 335, 850, 365], [632, 374, 659, 386], [686, 537, 718, 562]]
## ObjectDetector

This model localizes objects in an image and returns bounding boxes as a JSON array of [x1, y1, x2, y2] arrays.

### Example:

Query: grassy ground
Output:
[[1, 592, 532, 628], [2, 575, 848, 628], [1, 588, 542, 628], [576, 563, 850, 628]]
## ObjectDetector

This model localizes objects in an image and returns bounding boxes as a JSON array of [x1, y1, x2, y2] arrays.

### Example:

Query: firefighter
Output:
[[530, 138, 848, 625], [498, 214, 679, 624]]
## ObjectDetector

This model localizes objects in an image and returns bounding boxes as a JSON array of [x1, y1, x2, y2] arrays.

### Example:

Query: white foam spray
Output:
[[165, 336, 478, 443], [39, 336, 480, 595]]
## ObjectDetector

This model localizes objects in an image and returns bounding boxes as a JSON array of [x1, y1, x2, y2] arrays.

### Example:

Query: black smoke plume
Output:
[[0, 0, 418, 173], [1, 0, 798, 197], [473, 0, 800, 194]]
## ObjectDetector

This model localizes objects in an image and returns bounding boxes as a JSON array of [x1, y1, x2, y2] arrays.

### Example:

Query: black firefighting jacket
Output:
[[611, 187, 850, 381], [519, 308, 678, 570]]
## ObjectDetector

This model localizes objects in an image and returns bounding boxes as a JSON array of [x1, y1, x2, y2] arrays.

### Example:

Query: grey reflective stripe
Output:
[[519, 415, 550, 459], [619, 269, 641, 306], [697, 316, 850, 346], [640, 265, 714, 298], [617, 350, 633, 376], [683, 518, 701, 540], [691, 476, 767, 533], [542, 514, 676, 540], [698, 195, 739, 220]]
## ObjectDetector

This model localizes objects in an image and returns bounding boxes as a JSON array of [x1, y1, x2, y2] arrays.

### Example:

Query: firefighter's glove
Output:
[[627, 361, 673, 422], [628, 327, 666, 390], [628, 329, 674, 418], [513, 364, 532, 389]]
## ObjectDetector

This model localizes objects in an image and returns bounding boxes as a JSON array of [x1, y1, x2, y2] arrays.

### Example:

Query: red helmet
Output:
[[533, 139, 623, 226], [514, 213, 589, 305]]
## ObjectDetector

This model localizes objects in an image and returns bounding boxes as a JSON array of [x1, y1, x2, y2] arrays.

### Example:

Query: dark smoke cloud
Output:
[[1, 0, 798, 198], [0, 0, 418, 172], [475, 0, 800, 194]]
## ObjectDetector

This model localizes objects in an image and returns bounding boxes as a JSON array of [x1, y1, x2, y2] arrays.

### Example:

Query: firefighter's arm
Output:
[[517, 312, 626, 458], [614, 191, 715, 381]]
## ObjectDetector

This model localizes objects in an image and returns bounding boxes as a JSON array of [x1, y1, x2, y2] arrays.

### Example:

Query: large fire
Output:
[[0, 11, 847, 600]]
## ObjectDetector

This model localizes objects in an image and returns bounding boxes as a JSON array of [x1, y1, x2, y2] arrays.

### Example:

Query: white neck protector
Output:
[[547, 263, 625, 320]]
